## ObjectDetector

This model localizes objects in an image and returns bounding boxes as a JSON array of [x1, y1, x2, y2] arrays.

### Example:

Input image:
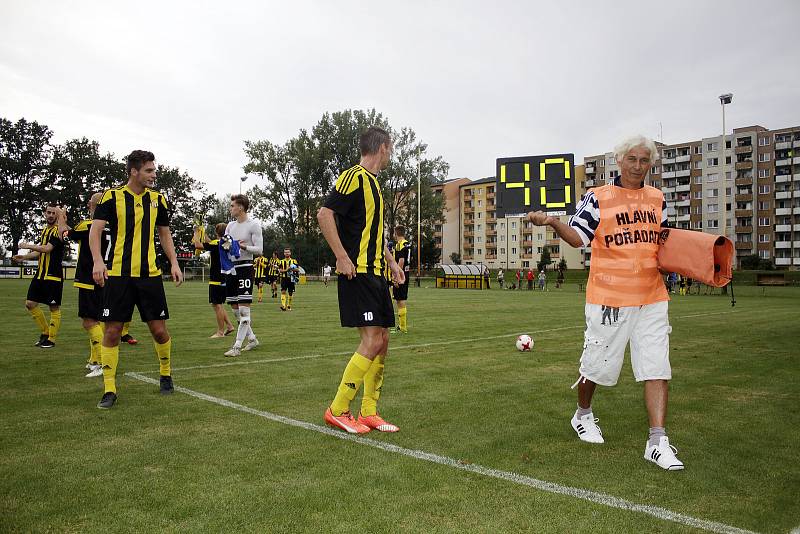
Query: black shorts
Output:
[[255, 277, 266, 286], [101, 276, 169, 323], [392, 278, 409, 301], [209, 283, 227, 305], [27, 278, 63, 306], [78, 286, 103, 320], [280, 278, 296, 295], [266, 275, 277, 284], [226, 265, 254, 304], [337, 274, 395, 328]]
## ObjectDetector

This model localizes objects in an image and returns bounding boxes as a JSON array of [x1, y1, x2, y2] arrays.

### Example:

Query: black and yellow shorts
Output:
[[27, 278, 63, 306]]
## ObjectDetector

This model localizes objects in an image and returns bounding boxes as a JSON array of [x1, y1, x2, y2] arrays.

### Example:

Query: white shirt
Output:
[[225, 217, 263, 262], [323, 266, 332, 276]]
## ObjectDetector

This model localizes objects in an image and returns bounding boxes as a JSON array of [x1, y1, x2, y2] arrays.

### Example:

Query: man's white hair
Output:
[[614, 135, 659, 163]]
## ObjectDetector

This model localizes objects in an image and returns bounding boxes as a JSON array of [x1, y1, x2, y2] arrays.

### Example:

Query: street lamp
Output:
[[239, 175, 249, 194], [719, 93, 733, 240]]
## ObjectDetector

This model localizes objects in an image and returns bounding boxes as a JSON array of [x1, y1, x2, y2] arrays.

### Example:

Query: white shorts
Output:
[[578, 301, 672, 386]]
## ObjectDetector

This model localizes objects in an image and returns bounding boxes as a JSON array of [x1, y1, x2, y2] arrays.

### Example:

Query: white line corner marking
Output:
[[126, 372, 759, 534]]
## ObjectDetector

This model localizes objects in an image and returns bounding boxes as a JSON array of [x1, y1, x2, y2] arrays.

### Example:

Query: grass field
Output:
[[1, 278, 798, 533]]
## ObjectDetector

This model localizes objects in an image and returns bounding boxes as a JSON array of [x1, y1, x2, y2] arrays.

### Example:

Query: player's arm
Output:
[[385, 244, 404, 285], [18, 242, 54, 254], [526, 212, 583, 248], [158, 225, 183, 287], [12, 249, 40, 262], [192, 227, 204, 250], [317, 206, 355, 279], [89, 219, 108, 286], [244, 225, 263, 257]]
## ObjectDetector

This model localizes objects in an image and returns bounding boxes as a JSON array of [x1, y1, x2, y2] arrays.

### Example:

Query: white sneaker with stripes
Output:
[[571, 413, 604, 443], [644, 436, 684, 470]]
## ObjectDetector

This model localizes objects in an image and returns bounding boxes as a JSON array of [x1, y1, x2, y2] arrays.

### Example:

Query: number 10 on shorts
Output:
[[363, 311, 373, 321]]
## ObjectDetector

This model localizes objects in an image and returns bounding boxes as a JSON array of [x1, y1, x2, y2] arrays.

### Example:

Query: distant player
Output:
[[317, 126, 404, 434], [267, 251, 280, 298], [253, 254, 269, 303], [193, 222, 235, 338], [278, 248, 299, 311], [223, 194, 263, 357], [391, 225, 411, 334], [90, 150, 183, 409], [13, 203, 64, 349], [322, 263, 332, 287]]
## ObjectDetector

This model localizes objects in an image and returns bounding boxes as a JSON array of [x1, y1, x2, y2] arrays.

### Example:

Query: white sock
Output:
[[235, 307, 250, 347]]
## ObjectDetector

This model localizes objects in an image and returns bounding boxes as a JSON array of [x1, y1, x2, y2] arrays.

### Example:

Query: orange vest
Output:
[[586, 184, 669, 307]]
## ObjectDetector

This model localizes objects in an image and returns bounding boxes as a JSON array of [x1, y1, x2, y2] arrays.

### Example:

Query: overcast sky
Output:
[[3, 0, 799, 197]]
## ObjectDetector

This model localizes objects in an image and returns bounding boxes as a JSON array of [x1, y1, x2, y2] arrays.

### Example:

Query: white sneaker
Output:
[[224, 346, 241, 357], [242, 338, 259, 351], [571, 413, 604, 443], [85, 364, 103, 378], [644, 436, 684, 471]]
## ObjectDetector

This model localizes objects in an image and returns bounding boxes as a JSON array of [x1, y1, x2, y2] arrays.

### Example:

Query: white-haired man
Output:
[[528, 135, 683, 470]]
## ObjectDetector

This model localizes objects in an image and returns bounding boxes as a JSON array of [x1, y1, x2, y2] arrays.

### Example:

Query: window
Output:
[[694, 145, 702, 154], [708, 188, 718, 197], [726, 171, 732, 181], [758, 250, 770, 260], [758, 217, 770, 226], [758, 234, 770, 243], [512, 234, 517, 241], [511, 248, 517, 255], [707, 142, 718, 152], [758, 137, 770, 146], [500, 223, 505, 229], [725, 140, 731, 149], [707, 158, 719, 167], [694, 191, 703, 199], [758, 185, 771, 194], [693, 221, 703, 229], [707, 173, 719, 182], [707, 219, 719, 228], [477, 249, 482, 255], [500, 248, 505, 255], [758, 201, 770, 210], [477, 224, 482, 231], [725, 156, 732, 165], [693, 205, 703, 215], [477, 188, 483, 194], [758, 153, 771, 162], [694, 161, 702, 169], [500, 235, 505, 242], [708, 203, 719, 213], [477, 200, 482, 207], [758, 168, 770, 178], [537, 233, 543, 240], [478, 212, 482, 219], [694, 175, 703, 184], [511, 222, 516, 229], [477, 236, 482, 243]]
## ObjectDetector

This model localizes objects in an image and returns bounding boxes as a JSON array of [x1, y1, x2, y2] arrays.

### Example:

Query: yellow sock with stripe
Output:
[[330, 352, 373, 416], [28, 307, 48, 334], [398, 307, 407, 331], [287, 295, 293, 308], [48, 309, 62, 341], [281, 293, 287, 308], [121, 322, 130, 337], [155, 338, 172, 376], [360, 354, 385, 417], [101, 345, 119, 394], [88, 324, 103, 364]]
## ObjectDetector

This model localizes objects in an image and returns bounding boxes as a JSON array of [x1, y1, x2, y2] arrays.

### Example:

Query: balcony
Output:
[[735, 194, 753, 202], [775, 141, 792, 150], [676, 214, 690, 222], [734, 209, 752, 218], [775, 174, 792, 183], [776, 207, 792, 216], [795, 173, 800, 181], [547, 239, 561, 246], [486, 229, 497, 236], [520, 253, 533, 259], [775, 191, 791, 200], [735, 161, 753, 170], [776, 158, 791, 166], [464, 206, 474, 213], [662, 156, 676, 164], [794, 224, 800, 231], [463, 254, 474, 261], [487, 192, 495, 200], [676, 184, 690, 193], [795, 140, 800, 148], [585, 166, 596, 174], [486, 216, 497, 224], [735, 241, 753, 250], [485, 254, 497, 260], [795, 207, 800, 215], [735, 225, 754, 233], [735, 145, 753, 154], [735, 177, 753, 186], [675, 169, 691, 178], [661, 186, 676, 195], [463, 231, 474, 237], [674, 199, 690, 207], [794, 241, 800, 248], [676, 154, 691, 163], [775, 258, 792, 266], [775, 224, 792, 232], [775, 241, 792, 249], [662, 171, 676, 179]]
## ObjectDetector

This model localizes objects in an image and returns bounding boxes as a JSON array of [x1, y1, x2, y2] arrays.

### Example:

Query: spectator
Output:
[[527, 268, 534, 290], [497, 268, 504, 288], [516, 269, 521, 290], [538, 270, 546, 291], [556, 269, 564, 289]]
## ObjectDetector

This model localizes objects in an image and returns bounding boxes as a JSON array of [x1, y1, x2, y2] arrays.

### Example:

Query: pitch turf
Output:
[[0, 279, 798, 533]]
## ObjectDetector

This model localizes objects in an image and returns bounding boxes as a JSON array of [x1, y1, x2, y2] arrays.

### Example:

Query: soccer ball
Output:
[[516, 334, 533, 352]]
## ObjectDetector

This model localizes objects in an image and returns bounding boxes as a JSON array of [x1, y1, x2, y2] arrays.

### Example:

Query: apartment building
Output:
[[582, 125, 800, 269], [432, 177, 471, 264]]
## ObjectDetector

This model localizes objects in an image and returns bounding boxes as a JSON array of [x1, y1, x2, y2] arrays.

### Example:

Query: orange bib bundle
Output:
[[587, 184, 669, 308], [657, 228, 733, 287]]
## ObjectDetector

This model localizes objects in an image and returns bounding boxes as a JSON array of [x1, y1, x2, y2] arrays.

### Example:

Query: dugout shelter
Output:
[[436, 264, 488, 289]]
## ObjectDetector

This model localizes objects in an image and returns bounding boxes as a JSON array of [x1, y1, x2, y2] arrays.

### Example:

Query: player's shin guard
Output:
[[398, 307, 407, 331], [280, 293, 287, 308], [121, 321, 131, 337], [360, 354, 385, 417], [330, 352, 372, 416], [235, 307, 251, 347], [88, 323, 103, 364], [155, 338, 171, 376], [28, 307, 48, 334], [48, 309, 62, 341], [258, 286, 263, 300], [287, 295, 293, 308], [101, 345, 119, 393]]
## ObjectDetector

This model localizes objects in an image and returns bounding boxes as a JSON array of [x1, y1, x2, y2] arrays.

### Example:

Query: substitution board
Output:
[[495, 154, 576, 218]]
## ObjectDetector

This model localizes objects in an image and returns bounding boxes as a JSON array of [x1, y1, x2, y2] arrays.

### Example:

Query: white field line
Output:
[[125, 372, 760, 534], [132, 309, 746, 375]]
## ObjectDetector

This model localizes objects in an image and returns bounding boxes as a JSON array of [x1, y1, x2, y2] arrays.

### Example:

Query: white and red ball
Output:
[[516, 334, 533, 352]]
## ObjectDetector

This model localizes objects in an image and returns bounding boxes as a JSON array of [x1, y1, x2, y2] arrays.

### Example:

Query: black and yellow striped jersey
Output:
[[34, 225, 64, 281], [93, 185, 170, 277], [67, 220, 111, 289], [253, 256, 268, 278], [394, 238, 412, 272], [277, 257, 298, 280], [202, 240, 223, 285], [322, 164, 386, 277], [267, 256, 280, 277]]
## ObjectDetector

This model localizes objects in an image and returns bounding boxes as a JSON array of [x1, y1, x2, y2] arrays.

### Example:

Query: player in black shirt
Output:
[[193, 222, 235, 337]]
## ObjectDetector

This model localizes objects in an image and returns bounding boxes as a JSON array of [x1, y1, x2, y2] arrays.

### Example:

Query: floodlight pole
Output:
[[417, 147, 421, 278], [719, 92, 733, 289]]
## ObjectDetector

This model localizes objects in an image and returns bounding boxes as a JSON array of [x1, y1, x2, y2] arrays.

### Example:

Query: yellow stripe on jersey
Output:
[[335, 166, 361, 195], [111, 189, 127, 276], [130, 195, 143, 277]]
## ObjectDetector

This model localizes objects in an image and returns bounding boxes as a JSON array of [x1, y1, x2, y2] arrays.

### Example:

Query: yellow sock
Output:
[[88, 324, 103, 364], [330, 352, 373, 416], [258, 286, 263, 299], [155, 338, 172, 376], [360, 354, 385, 417], [28, 307, 48, 334], [48, 309, 62, 341], [287, 295, 293, 308], [101, 345, 119, 394], [281, 293, 287, 308], [121, 322, 130, 337], [398, 307, 407, 331]]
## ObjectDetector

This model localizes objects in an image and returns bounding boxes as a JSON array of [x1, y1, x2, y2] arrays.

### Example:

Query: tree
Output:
[[0, 118, 54, 255], [244, 140, 298, 240], [154, 165, 216, 253], [537, 248, 552, 272], [558, 257, 568, 271], [740, 254, 760, 270], [450, 252, 461, 265]]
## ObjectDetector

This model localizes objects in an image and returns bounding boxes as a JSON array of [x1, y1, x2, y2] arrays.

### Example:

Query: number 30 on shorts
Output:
[[239, 278, 252, 289]]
